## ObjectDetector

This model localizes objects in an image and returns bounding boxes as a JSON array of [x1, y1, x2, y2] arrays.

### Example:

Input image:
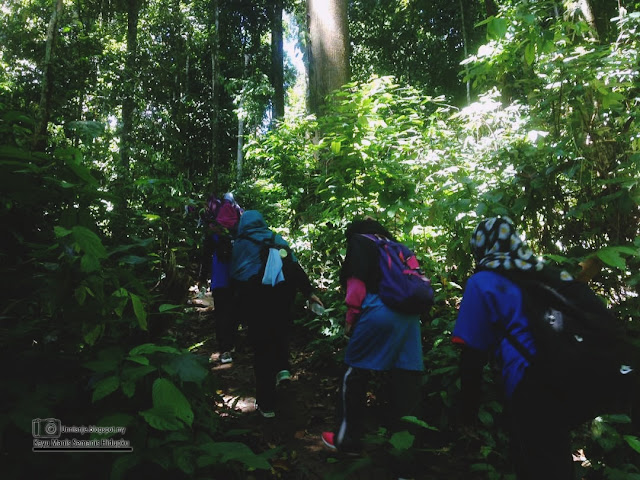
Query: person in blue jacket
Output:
[[453, 216, 575, 480], [231, 210, 322, 418]]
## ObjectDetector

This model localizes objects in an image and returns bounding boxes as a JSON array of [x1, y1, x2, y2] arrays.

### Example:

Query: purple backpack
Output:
[[362, 234, 434, 314]]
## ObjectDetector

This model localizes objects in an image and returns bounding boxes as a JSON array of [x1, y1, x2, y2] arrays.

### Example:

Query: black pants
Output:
[[509, 368, 574, 480], [212, 287, 237, 353], [242, 283, 293, 412], [335, 366, 423, 450]]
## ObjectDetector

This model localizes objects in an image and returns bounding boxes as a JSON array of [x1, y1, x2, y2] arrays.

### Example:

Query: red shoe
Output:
[[321, 431, 337, 451]]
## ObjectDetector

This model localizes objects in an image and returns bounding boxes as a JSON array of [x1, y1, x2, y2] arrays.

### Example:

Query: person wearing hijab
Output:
[[453, 216, 575, 480], [321, 218, 425, 459], [197, 192, 243, 364], [231, 210, 322, 418]]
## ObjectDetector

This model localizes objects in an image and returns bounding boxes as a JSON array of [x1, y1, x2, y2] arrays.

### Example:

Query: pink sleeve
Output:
[[345, 277, 367, 325]]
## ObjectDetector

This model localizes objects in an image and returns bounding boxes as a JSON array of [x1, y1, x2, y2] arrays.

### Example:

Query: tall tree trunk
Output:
[[33, 0, 63, 151], [236, 53, 249, 183], [210, 0, 220, 191], [121, 0, 139, 172], [458, 0, 470, 105], [271, 0, 285, 123], [307, 0, 350, 116]]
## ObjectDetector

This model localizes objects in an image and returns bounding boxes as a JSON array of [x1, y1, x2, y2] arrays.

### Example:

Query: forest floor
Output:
[[180, 289, 471, 480]]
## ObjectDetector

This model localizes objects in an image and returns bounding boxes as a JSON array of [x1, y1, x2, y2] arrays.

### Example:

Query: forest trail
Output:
[[182, 289, 467, 480]]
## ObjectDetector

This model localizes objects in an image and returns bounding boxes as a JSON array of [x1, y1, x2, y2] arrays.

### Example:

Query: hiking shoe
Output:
[[275, 369, 292, 386], [220, 352, 233, 364], [321, 431, 361, 455], [254, 401, 275, 419], [321, 431, 337, 451]]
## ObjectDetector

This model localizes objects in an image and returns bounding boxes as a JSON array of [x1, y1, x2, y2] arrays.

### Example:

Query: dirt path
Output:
[[184, 292, 464, 480]]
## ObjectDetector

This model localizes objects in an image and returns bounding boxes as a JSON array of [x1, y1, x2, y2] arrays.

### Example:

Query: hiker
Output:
[[321, 218, 428, 455], [230, 210, 322, 418], [198, 192, 243, 364], [452, 216, 580, 479]]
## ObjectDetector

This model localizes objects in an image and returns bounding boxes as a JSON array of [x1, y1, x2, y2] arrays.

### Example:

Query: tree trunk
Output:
[[458, 0, 470, 105], [32, 0, 63, 151], [236, 53, 249, 183], [271, 0, 285, 123], [307, 0, 350, 115], [579, 0, 616, 42], [121, 0, 139, 172], [210, 0, 220, 190]]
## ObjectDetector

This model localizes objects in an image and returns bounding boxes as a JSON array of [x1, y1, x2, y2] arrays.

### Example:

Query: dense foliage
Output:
[[1, 0, 639, 478]]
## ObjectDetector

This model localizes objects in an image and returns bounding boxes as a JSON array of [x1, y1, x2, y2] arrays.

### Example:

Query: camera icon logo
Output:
[[32, 418, 62, 439]]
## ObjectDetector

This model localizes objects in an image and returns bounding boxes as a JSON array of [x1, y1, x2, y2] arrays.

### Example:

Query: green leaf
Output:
[[121, 380, 136, 398], [126, 355, 150, 366], [524, 42, 535, 65], [151, 378, 194, 427], [92, 376, 120, 402], [159, 304, 182, 312], [162, 353, 209, 384], [596, 248, 626, 269], [487, 17, 507, 39], [83, 324, 104, 346], [54, 226, 72, 238], [400, 416, 438, 431], [129, 343, 180, 356], [71, 226, 107, 258], [122, 365, 156, 382], [389, 430, 415, 450], [81, 253, 101, 273], [624, 435, 640, 454], [139, 406, 185, 431], [58, 148, 98, 186], [129, 293, 148, 330], [478, 410, 493, 426]]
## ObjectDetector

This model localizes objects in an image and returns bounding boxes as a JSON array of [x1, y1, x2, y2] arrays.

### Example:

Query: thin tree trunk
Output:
[[236, 53, 249, 183], [121, 0, 139, 172], [271, 0, 285, 123], [210, 0, 220, 190], [458, 0, 470, 105], [33, 0, 63, 151]]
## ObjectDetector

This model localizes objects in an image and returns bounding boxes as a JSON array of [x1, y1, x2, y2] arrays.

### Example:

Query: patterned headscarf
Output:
[[471, 217, 573, 282]]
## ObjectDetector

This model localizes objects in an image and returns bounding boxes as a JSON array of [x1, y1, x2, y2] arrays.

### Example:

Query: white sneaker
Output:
[[220, 352, 233, 364]]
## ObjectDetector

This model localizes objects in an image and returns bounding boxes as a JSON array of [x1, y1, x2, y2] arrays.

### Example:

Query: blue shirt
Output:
[[453, 270, 536, 398]]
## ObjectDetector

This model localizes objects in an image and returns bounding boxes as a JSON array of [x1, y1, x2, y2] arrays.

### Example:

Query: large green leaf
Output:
[[149, 378, 193, 428], [129, 293, 148, 330], [139, 406, 185, 431], [72, 226, 107, 259], [92, 376, 120, 402], [161, 353, 209, 384]]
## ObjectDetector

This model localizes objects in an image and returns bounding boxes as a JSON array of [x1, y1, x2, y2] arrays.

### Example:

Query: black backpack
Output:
[[500, 273, 638, 426]]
